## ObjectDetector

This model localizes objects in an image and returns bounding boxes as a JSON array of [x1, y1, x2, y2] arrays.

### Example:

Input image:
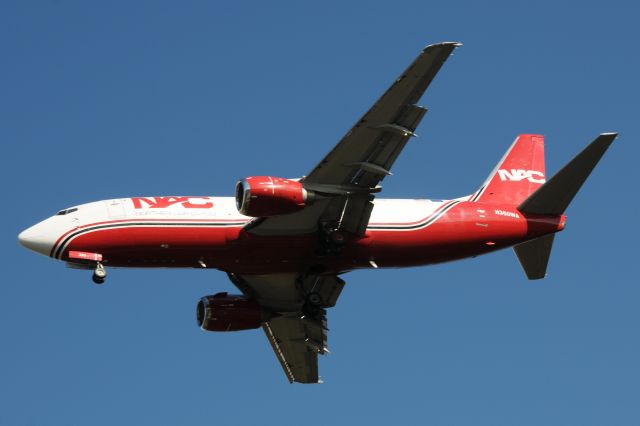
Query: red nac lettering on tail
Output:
[[497, 169, 545, 184]]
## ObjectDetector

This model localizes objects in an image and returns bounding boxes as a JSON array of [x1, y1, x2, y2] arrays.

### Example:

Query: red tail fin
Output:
[[471, 134, 546, 205]]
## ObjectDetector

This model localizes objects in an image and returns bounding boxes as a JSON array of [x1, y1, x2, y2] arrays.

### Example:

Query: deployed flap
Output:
[[228, 272, 345, 384], [246, 42, 461, 237], [518, 133, 617, 215], [513, 234, 555, 280]]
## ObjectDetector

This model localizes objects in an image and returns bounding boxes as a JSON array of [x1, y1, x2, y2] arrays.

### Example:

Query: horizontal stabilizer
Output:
[[518, 133, 617, 215], [514, 234, 555, 280]]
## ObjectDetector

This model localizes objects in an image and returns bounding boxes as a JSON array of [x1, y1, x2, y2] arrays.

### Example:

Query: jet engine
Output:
[[196, 292, 267, 332], [235, 176, 313, 217]]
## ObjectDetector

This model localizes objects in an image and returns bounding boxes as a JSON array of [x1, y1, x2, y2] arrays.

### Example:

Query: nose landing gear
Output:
[[92, 262, 107, 284], [67, 251, 107, 285]]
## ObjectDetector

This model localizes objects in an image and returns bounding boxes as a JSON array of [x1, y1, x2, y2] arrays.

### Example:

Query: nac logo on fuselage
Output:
[[131, 197, 214, 209], [497, 169, 545, 184]]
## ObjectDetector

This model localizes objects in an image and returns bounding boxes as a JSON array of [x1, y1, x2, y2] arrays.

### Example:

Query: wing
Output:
[[247, 42, 461, 236], [228, 272, 345, 383], [263, 313, 327, 383]]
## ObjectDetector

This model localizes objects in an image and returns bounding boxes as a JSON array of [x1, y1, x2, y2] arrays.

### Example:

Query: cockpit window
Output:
[[56, 207, 78, 216]]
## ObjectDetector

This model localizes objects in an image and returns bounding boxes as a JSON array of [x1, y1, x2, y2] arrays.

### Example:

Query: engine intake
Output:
[[235, 176, 313, 217], [196, 292, 266, 332]]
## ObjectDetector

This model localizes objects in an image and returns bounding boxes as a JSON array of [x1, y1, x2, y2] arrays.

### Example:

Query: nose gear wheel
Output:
[[92, 262, 106, 284]]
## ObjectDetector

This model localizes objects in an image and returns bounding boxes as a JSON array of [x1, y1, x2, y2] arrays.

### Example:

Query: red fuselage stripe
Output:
[[49, 218, 247, 258]]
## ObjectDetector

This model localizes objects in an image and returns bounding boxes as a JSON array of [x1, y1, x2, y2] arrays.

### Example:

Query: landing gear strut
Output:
[[302, 291, 324, 317], [92, 262, 106, 284], [317, 222, 346, 256], [306, 292, 323, 307]]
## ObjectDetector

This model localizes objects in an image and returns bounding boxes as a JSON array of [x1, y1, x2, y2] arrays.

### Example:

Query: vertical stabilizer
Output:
[[472, 134, 546, 206]]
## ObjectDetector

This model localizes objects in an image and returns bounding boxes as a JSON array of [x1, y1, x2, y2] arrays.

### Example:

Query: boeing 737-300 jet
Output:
[[18, 42, 616, 383]]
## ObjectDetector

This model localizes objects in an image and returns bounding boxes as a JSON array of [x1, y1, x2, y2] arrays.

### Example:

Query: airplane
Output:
[[18, 42, 616, 384]]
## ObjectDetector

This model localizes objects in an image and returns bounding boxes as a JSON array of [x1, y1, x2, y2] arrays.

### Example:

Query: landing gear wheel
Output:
[[328, 231, 345, 245], [302, 292, 324, 318], [317, 224, 346, 256], [92, 263, 106, 285], [306, 292, 323, 307]]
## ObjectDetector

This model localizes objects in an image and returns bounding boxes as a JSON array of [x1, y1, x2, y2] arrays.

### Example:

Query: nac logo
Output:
[[131, 197, 214, 209], [497, 169, 545, 184]]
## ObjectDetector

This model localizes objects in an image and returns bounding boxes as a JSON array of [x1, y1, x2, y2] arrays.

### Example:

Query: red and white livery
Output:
[[18, 42, 616, 384]]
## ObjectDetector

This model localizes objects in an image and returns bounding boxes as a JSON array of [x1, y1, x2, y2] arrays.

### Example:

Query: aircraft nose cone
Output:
[[18, 224, 54, 257]]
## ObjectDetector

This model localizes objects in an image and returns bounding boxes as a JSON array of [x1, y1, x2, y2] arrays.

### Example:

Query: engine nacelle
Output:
[[196, 292, 266, 332], [235, 176, 312, 217]]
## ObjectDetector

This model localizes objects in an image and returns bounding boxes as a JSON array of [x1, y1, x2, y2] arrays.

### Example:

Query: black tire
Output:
[[329, 231, 345, 245], [306, 292, 323, 307], [92, 274, 105, 284]]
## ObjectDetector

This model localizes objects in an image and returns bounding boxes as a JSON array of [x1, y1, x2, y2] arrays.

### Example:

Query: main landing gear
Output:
[[302, 291, 325, 318], [317, 222, 346, 256], [67, 251, 106, 285], [92, 262, 107, 284], [306, 292, 323, 307]]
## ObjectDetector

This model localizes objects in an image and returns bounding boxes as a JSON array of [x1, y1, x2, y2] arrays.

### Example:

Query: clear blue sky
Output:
[[2, 1, 638, 425]]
